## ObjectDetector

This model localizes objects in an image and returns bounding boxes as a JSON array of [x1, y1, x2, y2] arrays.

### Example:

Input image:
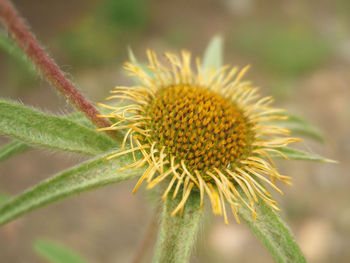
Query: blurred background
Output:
[[0, 0, 349, 262]]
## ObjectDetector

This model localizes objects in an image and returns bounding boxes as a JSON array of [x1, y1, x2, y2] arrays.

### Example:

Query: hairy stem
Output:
[[153, 192, 201, 263], [0, 0, 119, 140]]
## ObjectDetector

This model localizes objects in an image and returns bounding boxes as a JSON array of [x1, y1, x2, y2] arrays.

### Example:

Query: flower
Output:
[[97, 50, 300, 224]]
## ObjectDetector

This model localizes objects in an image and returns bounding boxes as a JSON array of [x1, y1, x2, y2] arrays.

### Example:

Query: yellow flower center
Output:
[[148, 85, 255, 176]]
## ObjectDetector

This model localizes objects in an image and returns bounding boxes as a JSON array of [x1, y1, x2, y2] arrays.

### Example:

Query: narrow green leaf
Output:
[[0, 113, 98, 163], [272, 147, 336, 163], [153, 191, 201, 263], [238, 195, 306, 263], [34, 239, 88, 263], [65, 112, 95, 129], [275, 113, 325, 143], [127, 46, 138, 64], [0, 192, 11, 204], [0, 30, 36, 75], [0, 140, 30, 162], [0, 100, 116, 155], [0, 151, 142, 226], [202, 35, 223, 71]]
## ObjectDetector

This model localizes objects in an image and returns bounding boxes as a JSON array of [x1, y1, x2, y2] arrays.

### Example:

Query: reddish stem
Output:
[[0, 0, 120, 141]]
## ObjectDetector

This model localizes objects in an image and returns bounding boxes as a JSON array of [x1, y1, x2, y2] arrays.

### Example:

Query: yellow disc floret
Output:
[[149, 85, 254, 174]]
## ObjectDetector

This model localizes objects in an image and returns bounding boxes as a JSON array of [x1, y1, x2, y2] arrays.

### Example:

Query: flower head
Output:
[[98, 50, 300, 224]]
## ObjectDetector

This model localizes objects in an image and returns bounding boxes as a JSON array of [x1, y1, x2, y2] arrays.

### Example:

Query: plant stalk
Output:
[[153, 191, 201, 263], [0, 0, 119, 140]]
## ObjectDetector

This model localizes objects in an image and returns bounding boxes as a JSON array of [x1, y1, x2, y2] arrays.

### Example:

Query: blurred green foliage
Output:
[[0, 31, 36, 75], [0, 31, 38, 90], [56, 0, 149, 67], [232, 23, 332, 77], [336, 0, 350, 20], [34, 239, 87, 263], [58, 18, 118, 67], [0, 192, 10, 204], [98, 0, 149, 31]]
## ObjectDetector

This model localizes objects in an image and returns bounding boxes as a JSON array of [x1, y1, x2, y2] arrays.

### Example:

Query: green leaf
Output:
[[153, 191, 201, 263], [0, 151, 142, 226], [0, 113, 98, 163], [275, 113, 325, 143], [0, 30, 36, 76], [0, 192, 11, 204], [127, 46, 138, 64], [238, 195, 306, 263], [0, 140, 30, 162], [0, 100, 116, 155], [34, 239, 88, 263], [272, 147, 336, 163], [65, 112, 95, 129], [202, 35, 223, 71]]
